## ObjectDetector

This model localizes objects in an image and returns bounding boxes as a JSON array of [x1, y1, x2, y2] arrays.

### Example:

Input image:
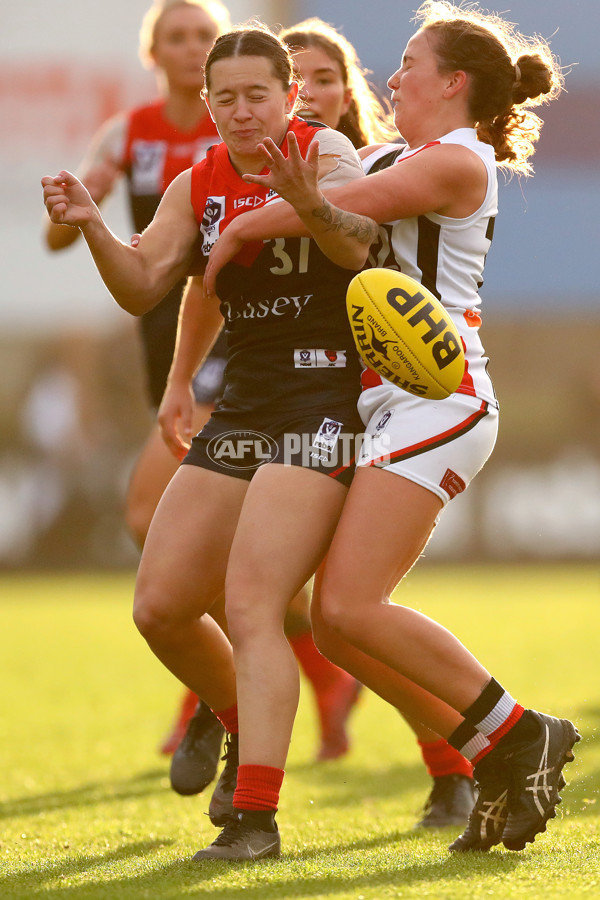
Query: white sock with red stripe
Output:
[[448, 678, 525, 764]]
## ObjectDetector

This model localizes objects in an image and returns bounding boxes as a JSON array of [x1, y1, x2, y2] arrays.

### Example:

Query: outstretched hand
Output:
[[204, 133, 321, 298], [41, 170, 96, 228], [243, 132, 321, 211]]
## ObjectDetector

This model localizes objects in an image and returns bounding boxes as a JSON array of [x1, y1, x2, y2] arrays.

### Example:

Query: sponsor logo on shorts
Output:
[[206, 430, 277, 470], [294, 349, 347, 368]]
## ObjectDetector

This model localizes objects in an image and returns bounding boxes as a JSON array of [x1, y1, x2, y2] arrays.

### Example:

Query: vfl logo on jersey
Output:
[[131, 139, 167, 194], [201, 196, 226, 255], [312, 418, 343, 455], [294, 349, 347, 368]]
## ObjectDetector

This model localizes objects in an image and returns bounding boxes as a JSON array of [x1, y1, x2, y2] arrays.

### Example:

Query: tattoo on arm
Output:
[[311, 197, 378, 245]]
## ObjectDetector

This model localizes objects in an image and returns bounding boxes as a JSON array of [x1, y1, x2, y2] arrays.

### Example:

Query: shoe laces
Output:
[[219, 733, 239, 790], [212, 814, 250, 847]]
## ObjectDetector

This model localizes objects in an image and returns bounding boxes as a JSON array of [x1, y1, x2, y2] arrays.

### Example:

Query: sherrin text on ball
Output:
[[346, 269, 465, 400]]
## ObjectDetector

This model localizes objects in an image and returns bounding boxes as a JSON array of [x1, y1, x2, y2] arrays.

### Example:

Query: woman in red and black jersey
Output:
[[42, 23, 378, 860], [43, 3, 365, 772]]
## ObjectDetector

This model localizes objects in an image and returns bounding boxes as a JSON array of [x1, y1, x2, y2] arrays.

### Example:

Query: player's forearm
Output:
[[294, 193, 377, 269], [169, 280, 224, 386], [44, 219, 81, 251], [235, 199, 308, 243], [230, 192, 375, 269], [79, 216, 174, 316]]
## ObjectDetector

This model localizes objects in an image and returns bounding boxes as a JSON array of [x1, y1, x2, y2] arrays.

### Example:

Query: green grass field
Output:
[[1, 566, 599, 899]]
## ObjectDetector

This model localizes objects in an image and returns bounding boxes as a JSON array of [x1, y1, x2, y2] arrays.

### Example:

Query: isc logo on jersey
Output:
[[346, 269, 465, 400]]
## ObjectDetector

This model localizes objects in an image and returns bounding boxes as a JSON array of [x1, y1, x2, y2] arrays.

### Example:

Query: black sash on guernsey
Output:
[[366, 147, 405, 174]]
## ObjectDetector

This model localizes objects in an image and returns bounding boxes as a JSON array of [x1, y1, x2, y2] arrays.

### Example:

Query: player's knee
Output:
[[133, 581, 176, 643], [225, 589, 281, 649], [225, 597, 256, 647], [318, 584, 363, 644]]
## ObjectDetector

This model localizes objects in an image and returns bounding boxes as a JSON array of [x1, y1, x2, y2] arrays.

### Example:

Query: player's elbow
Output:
[[331, 243, 372, 271], [113, 287, 163, 317]]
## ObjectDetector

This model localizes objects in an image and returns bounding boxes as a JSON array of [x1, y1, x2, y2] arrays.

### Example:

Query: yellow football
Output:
[[346, 268, 465, 400]]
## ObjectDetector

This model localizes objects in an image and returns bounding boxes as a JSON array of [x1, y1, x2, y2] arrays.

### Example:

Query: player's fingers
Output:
[[242, 173, 269, 186], [307, 140, 320, 166], [130, 233, 142, 247], [42, 182, 66, 199], [48, 202, 67, 222], [55, 170, 78, 185], [180, 407, 193, 441], [44, 188, 66, 204], [256, 141, 275, 163], [286, 132, 303, 161], [159, 418, 184, 458], [203, 266, 215, 298], [261, 137, 287, 166], [45, 196, 67, 216]]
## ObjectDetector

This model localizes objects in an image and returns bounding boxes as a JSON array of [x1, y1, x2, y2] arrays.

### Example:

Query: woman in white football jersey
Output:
[[202, 0, 578, 856]]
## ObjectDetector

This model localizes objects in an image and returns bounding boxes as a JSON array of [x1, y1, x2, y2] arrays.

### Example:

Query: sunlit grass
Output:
[[0, 565, 598, 898]]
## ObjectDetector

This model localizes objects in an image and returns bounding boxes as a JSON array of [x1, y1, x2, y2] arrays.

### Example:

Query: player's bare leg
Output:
[[286, 586, 361, 761], [133, 464, 246, 710], [195, 464, 347, 860], [319, 466, 580, 852]]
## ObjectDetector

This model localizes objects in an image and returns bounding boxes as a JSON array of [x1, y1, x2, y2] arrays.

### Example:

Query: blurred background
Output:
[[1, 0, 598, 569]]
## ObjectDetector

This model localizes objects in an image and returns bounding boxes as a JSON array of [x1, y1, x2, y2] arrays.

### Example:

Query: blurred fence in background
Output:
[[1, 314, 598, 569]]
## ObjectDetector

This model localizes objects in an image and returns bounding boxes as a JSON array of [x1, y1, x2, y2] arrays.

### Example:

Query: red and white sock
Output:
[[448, 678, 524, 764]]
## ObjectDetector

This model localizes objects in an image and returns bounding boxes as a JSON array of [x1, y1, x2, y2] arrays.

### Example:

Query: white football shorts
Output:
[[356, 384, 499, 506]]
